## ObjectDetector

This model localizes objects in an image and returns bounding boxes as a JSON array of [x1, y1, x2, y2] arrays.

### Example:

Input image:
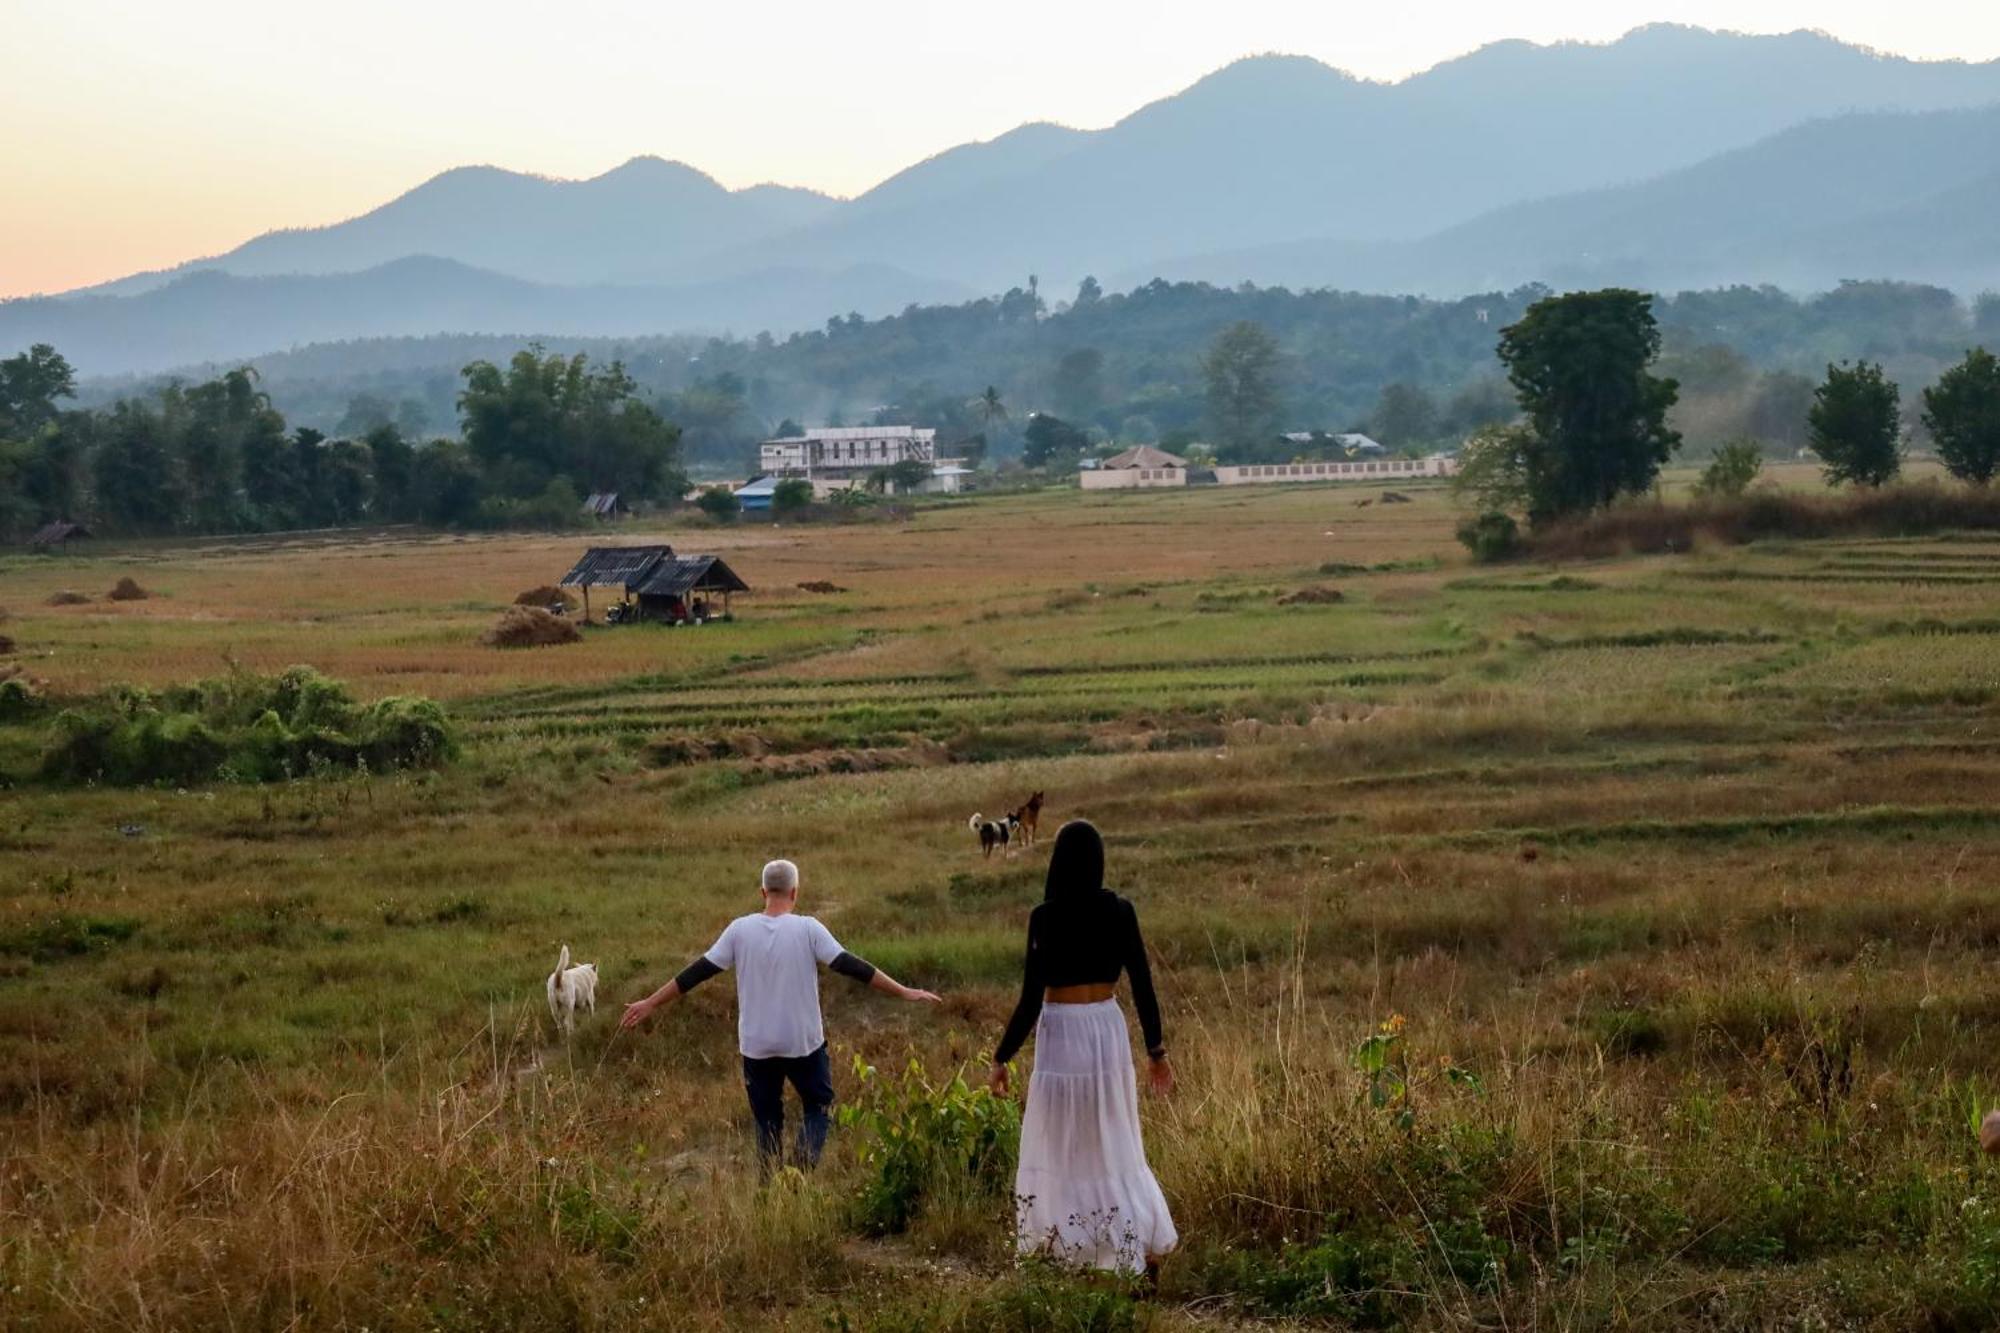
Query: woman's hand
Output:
[[619, 997, 656, 1030], [1146, 1052, 1175, 1097], [988, 1061, 1010, 1097]]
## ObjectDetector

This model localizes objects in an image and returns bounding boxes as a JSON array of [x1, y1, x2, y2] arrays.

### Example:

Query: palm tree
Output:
[[973, 385, 1007, 432]]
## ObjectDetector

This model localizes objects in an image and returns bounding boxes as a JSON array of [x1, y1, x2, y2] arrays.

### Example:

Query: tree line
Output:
[[69, 278, 2000, 475], [1, 347, 685, 540], [1449, 288, 2000, 556]]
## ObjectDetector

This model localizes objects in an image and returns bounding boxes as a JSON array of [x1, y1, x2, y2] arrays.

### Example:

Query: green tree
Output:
[[93, 400, 185, 531], [1922, 347, 2000, 485], [460, 348, 683, 499], [1496, 289, 1680, 522], [1748, 371, 1815, 451], [1051, 348, 1105, 422], [1449, 423, 1532, 514], [336, 393, 395, 438], [179, 369, 281, 532], [1695, 439, 1765, 498], [320, 440, 376, 524], [1021, 413, 1088, 469], [365, 423, 417, 520], [1074, 276, 1102, 306], [1809, 361, 1902, 487], [971, 386, 1007, 439], [1202, 321, 1282, 457], [1371, 382, 1438, 448], [408, 440, 483, 525], [772, 478, 814, 515], [696, 486, 741, 521], [0, 343, 76, 437], [885, 458, 931, 492]]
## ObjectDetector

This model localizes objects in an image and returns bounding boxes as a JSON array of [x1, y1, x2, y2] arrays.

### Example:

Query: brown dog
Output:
[[1014, 791, 1045, 846]]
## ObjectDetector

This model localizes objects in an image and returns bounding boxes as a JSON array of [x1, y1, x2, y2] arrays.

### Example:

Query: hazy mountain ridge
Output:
[[5, 256, 971, 374], [65, 157, 842, 299], [15, 25, 2000, 374], [1136, 103, 2000, 295]]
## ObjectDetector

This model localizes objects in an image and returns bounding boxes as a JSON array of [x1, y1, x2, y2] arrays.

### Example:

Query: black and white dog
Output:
[[969, 812, 1021, 859]]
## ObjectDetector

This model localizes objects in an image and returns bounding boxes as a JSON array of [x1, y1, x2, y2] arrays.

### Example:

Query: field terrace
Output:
[[4, 471, 2000, 1329]]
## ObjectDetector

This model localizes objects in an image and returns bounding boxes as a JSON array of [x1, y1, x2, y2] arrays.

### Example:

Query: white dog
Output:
[[546, 944, 598, 1035]]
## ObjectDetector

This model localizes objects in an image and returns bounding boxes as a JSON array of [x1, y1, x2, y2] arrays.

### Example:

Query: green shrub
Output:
[[1457, 511, 1522, 563], [40, 666, 454, 786], [696, 486, 741, 521], [0, 677, 40, 723], [836, 1056, 1020, 1235], [1696, 439, 1765, 498], [772, 478, 814, 515]]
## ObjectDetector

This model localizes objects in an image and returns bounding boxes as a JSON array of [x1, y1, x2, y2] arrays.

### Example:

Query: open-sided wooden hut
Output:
[[557, 545, 749, 623]]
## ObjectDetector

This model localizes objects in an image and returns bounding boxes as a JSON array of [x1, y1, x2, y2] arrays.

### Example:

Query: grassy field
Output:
[[5, 470, 2000, 1329]]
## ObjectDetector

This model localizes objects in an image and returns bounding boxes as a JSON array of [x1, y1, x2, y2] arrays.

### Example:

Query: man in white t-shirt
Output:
[[620, 858, 940, 1167]]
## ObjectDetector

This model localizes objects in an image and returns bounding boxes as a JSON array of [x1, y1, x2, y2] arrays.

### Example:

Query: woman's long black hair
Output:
[[1043, 819, 1107, 903]]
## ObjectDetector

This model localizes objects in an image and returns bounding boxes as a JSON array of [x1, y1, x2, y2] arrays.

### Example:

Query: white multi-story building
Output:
[[758, 426, 937, 477]]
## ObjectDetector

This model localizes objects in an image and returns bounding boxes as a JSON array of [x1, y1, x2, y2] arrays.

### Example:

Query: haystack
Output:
[[46, 590, 90, 606], [513, 584, 579, 609], [1277, 585, 1345, 606], [482, 605, 581, 648], [107, 577, 150, 601]]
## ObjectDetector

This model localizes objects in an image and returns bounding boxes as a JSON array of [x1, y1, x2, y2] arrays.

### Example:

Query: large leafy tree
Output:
[[1021, 413, 1088, 469], [0, 343, 75, 437], [1809, 361, 1902, 487], [1922, 347, 2000, 485], [459, 348, 683, 500], [1051, 348, 1106, 423], [1203, 321, 1282, 458], [1370, 382, 1438, 448], [1496, 289, 1680, 522], [93, 400, 186, 531]]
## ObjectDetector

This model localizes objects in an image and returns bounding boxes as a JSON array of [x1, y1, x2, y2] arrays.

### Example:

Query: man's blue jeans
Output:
[[742, 1042, 834, 1168]]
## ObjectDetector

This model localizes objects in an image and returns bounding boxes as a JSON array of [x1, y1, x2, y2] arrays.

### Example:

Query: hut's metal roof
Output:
[[29, 520, 90, 547], [559, 545, 672, 588], [635, 554, 750, 598]]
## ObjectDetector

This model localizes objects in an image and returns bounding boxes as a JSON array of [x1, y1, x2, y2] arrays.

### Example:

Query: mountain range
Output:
[[9, 23, 2000, 376]]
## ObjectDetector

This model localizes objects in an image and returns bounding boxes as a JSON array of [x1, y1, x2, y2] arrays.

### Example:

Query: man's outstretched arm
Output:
[[828, 950, 941, 1003], [620, 956, 722, 1029]]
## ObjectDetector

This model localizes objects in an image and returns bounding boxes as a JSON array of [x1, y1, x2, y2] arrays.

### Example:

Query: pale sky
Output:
[[4, 0, 1998, 298]]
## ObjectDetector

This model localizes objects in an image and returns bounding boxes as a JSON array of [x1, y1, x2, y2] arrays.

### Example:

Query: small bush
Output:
[[772, 478, 814, 515], [0, 676, 39, 722], [46, 590, 89, 606], [1277, 585, 1344, 605], [837, 1056, 1020, 1235], [696, 486, 741, 521], [0, 633, 13, 654], [1695, 440, 1765, 498], [40, 665, 454, 786], [481, 606, 581, 648], [106, 577, 150, 601], [1457, 511, 1522, 563]]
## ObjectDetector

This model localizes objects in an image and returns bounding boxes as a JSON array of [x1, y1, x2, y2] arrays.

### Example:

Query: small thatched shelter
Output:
[[28, 520, 90, 550], [557, 545, 750, 623]]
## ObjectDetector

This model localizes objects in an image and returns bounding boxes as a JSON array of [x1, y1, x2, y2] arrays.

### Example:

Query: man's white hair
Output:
[[761, 859, 800, 893]]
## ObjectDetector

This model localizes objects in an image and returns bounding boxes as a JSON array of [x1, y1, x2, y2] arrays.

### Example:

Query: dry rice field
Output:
[[5, 473, 2000, 1330]]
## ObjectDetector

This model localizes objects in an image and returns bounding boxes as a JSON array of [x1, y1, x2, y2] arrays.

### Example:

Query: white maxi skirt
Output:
[[1014, 998, 1178, 1272]]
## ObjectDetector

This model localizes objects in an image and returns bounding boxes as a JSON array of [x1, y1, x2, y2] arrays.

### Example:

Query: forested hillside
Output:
[[72, 277, 2000, 472]]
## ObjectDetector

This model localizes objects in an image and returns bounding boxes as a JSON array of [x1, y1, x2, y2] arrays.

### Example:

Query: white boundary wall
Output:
[[1212, 456, 1453, 486], [1080, 467, 1188, 490]]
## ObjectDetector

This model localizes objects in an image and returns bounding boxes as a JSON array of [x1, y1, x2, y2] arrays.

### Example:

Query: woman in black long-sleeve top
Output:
[[989, 820, 1177, 1273]]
